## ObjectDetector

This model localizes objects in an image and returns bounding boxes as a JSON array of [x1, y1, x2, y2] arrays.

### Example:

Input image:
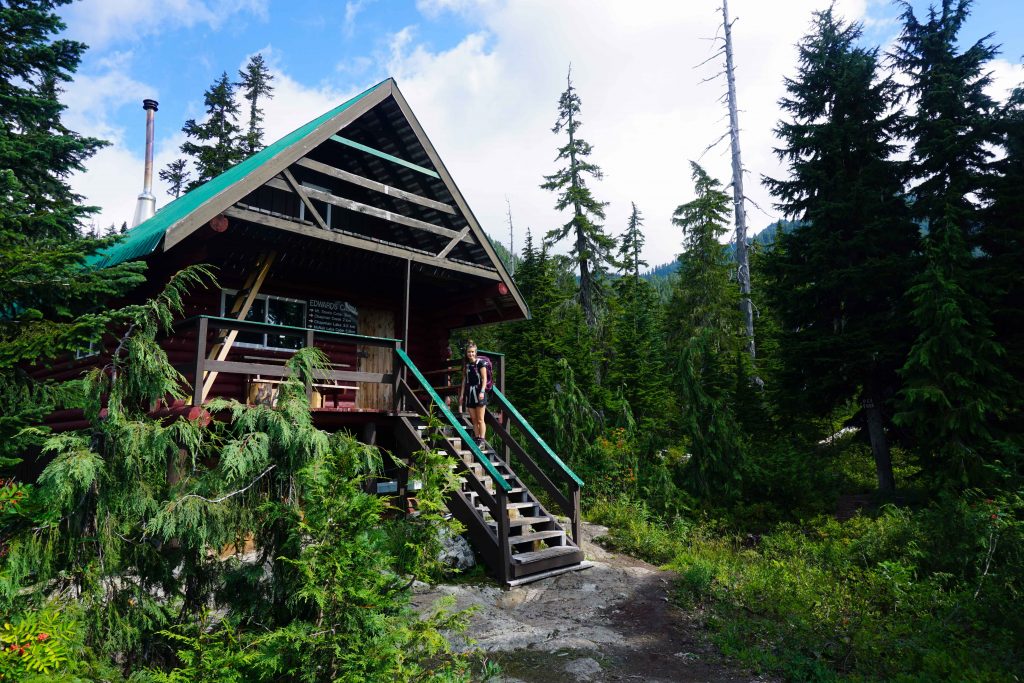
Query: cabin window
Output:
[[75, 341, 98, 359], [221, 290, 307, 350], [298, 182, 332, 228]]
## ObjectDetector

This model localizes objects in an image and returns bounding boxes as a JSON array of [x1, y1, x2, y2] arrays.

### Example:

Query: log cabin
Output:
[[45, 78, 586, 585]]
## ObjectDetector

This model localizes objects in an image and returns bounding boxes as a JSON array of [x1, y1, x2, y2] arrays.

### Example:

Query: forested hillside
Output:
[[1, 0, 1021, 681]]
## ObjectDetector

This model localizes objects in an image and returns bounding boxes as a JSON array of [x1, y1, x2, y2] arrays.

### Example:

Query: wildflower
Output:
[[37, 633, 49, 641]]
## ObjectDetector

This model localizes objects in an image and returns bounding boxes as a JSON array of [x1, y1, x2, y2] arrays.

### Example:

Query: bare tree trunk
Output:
[[863, 391, 896, 496], [506, 197, 515, 275], [723, 0, 756, 359]]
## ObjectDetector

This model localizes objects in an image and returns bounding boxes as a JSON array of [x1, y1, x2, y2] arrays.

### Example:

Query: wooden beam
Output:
[[281, 169, 328, 230], [263, 176, 471, 245], [200, 251, 276, 402], [163, 80, 393, 251], [224, 206, 501, 281], [294, 157, 455, 215], [328, 134, 440, 178], [436, 226, 470, 258]]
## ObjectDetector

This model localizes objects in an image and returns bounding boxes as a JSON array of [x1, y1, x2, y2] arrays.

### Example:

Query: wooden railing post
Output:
[[496, 487, 511, 584], [392, 342, 403, 414], [572, 484, 581, 546], [192, 317, 208, 406], [305, 329, 316, 403]]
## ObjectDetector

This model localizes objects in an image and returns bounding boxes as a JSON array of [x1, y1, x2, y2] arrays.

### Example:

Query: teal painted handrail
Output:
[[492, 387, 584, 488], [395, 348, 511, 492]]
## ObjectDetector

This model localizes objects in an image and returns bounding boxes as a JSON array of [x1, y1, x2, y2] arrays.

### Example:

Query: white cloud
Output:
[[986, 58, 1024, 103], [344, 0, 375, 37], [378, 0, 872, 266], [67, 55, 353, 232], [62, 0, 269, 50]]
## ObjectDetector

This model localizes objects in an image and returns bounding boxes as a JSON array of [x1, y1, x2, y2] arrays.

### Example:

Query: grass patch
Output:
[[588, 494, 1024, 682]]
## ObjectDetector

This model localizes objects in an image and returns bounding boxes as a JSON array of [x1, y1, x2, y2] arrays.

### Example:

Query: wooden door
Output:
[[356, 308, 394, 410]]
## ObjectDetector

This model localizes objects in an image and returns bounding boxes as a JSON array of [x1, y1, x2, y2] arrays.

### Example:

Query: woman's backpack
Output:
[[475, 355, 495, 393]]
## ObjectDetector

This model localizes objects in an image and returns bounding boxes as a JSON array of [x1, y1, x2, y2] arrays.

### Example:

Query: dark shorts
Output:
[[466, 386, 489, 408]]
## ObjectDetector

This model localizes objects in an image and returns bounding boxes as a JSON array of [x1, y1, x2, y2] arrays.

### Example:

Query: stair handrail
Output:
[[491, 387, 584, 488], [394, 348, 511, 493]]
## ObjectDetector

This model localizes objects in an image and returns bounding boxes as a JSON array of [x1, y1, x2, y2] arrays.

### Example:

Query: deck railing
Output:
[[175, 315, 400, 407], [487, 387, 583, 543]]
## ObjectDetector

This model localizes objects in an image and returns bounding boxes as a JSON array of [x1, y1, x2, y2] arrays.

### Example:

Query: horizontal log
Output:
[[224, 207, 500, 281], [294, 157, 455, 214], [264, 176, 470, 244]]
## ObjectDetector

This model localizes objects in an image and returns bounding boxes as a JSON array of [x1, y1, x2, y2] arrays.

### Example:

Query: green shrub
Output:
[[590, 493, 1024, 682]]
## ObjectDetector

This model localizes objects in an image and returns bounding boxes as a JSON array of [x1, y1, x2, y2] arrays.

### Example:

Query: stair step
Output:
[[509, 529, 564, 546], [507, 501, 537, 509], [511, 544, 580, 564], [489, 515, 550, 528]]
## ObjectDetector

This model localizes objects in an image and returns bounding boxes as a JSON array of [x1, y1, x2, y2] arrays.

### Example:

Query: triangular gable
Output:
[[92, 78, 528, 320]]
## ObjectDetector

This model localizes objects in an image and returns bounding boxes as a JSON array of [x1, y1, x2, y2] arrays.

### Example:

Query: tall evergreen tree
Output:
[[180, 72, 244, 189], [618, 202, 646, 279], [764, 9, 918, 495], [979, 83, 1024, 442], [541, 67, 615, 328], [892, 0, 1015, 488], [0, 0, 108, 241], [159, 158, 192, 198], [236, 53, 275, 155], [608, 204, 668, 436], [668, 164, 740, 351], [667, 163, 745, 499]]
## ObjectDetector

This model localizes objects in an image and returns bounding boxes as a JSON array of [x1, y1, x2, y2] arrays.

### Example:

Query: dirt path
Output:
[[414, 523, 772, 682]]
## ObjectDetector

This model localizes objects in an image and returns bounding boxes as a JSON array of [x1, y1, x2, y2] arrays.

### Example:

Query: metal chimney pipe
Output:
[[131, 99, 159, 227]]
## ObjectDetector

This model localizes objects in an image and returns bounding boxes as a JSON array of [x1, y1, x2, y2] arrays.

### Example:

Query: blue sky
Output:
[[59, 0, 1023, 263]]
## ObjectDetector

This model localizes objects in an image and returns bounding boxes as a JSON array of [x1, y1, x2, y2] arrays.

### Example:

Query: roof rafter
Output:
[[224, 205, 499, 281], [294, 156, 455, 215], [264, 175, 473, 245], [329, 134, 440, 178]]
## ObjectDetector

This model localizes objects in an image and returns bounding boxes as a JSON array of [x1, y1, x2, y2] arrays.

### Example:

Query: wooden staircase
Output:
[[391, 349, 589, 585]]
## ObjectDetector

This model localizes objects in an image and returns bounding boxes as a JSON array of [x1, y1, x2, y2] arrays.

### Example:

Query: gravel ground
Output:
[[413, 523, 774, 683]]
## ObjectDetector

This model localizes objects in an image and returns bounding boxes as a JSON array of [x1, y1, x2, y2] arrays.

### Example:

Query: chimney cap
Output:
[[142, 99, 159, 111]]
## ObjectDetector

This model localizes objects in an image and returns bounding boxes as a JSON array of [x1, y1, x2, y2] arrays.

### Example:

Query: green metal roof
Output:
[[89, 79, 390, 269]]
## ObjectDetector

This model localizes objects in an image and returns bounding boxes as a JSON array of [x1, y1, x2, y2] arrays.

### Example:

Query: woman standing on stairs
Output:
[[458, 341, 490, 447]]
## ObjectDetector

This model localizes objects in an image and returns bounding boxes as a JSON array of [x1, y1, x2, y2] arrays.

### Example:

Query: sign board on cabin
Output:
[[306, 298, 358, 334]]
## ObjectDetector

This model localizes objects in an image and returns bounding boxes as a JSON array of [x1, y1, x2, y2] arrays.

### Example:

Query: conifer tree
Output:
[[668, 164, 740, 350], [180, 72, 244, 189], [618, 202, 646, 280], [0, 0, 108, 241], [893, 0, 1014, 488], [765, 9, 918, 495], [236, 53, 275, 155], [979, 83, 1024, 440], [159, 158, 192, 198], [608, 204, 668, 436], [667, 163, 745, 499], [541, 67, 615, 327]]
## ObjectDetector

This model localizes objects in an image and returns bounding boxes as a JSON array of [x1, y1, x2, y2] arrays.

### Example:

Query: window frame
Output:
[[220, 289, 308, 350]]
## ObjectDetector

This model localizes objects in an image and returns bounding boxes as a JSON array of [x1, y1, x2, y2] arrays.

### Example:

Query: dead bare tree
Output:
[[697, 0, 757, 361]]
